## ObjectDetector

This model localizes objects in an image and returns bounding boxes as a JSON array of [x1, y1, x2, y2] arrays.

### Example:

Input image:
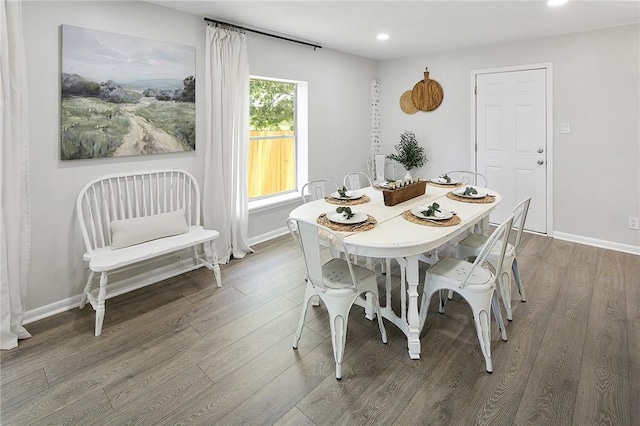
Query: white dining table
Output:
[[288, 183, 502, 359]]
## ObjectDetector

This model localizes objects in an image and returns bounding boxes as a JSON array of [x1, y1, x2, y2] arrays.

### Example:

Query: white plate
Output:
[[330, 191, 362, 200], [430, 177, 459, 185], [454, 186, 488, 199], [378, 181, 394, 189], [411, 207, 453, 221], [326, 211, 368, 224]]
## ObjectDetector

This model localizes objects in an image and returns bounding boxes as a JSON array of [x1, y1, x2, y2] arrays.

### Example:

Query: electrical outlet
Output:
[[629, 216, 640, 230]]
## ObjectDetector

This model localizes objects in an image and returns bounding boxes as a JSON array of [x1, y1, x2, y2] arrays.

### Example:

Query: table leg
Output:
[[405, 255, 421, 359]]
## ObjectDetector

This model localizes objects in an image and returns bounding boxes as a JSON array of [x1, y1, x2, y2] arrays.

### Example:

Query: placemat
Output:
[[446, 192, 496, 204], [402, 210, 462, 227], [317, 213, 377, 232], [428, 181, 463, 188], [324, 194, 371, 206]]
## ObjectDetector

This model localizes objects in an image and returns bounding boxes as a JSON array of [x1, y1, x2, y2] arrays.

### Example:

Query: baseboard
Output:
[[553, 232, 640, 255], [248, 226, 289, 247], [23, 258, 203, 325]]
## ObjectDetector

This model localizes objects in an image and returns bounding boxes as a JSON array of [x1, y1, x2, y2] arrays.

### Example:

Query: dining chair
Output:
[[446, 170, 488, 187], [287, 218, 387, 379], [366, 154, 386, 183], [300, 178, 339, 203], [343, 171, 373, 190], [419, 213, 514, 373], [455, 197, 531, 321]]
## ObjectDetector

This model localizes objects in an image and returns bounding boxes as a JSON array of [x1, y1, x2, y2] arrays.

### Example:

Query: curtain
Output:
[[1, 0, 32, 350], [203, 25, 253, 263]]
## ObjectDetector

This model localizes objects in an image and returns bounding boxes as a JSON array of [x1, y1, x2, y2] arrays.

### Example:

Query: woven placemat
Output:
[[428, 181, 463, 188], [446, 192, 496, 204], [317, 213, 377, 232], [402, 210, 462, 227], [324, 194, 371, 205]]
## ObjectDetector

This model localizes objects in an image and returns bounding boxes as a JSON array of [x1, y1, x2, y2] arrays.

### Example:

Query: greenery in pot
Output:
[[386, 131, 427, 179]]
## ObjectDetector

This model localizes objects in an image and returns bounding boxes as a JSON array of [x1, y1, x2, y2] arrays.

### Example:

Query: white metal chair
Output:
[[300, 178, 338, 203], [455, 197, 531, 321], [366, 154, 387, 183], [419, 213, 514, 373], [343, 171, 373, 190], [446, 170, 488, 187], [288, 218, 387, 379]]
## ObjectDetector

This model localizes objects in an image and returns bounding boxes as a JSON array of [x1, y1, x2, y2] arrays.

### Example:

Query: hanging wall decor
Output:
[[61, 25, 196, 160], [399, 67, 444, 114]]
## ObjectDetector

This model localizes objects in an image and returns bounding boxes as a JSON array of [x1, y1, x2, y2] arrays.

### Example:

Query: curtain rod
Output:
[[204, 17, 322, 50]]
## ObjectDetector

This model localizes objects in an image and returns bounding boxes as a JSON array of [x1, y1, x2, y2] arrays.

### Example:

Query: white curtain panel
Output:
[[203, 25, 253, 263], [1, 0, 32, 350]]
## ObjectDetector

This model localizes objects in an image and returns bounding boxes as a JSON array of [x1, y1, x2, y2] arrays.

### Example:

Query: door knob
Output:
[[537, 148, 544, 153], [537, 160, 544, 165]]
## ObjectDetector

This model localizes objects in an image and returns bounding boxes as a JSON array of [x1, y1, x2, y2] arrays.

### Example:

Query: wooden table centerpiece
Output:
[[383, 178, 427, 206]]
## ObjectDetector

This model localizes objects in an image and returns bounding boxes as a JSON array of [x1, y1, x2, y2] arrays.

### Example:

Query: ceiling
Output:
[[148, 1, 640, 60]]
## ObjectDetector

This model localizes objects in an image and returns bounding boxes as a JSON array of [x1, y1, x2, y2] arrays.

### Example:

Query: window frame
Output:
[[248, 76, 308, 212]]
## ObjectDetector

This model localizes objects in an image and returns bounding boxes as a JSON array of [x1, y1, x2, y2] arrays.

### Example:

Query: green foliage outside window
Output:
[[250, 79, 294, 130]]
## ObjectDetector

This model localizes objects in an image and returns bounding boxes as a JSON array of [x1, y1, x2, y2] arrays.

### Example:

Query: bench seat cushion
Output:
[[85, 226, 220, 272], [111, 209, 189, 249]]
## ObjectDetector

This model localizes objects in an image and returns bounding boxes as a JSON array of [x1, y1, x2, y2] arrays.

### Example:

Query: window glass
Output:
[[248, 78, 296, 199]]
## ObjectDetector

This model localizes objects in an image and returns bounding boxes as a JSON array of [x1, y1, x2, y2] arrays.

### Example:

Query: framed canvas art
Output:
[[61, 25, 196, 160]]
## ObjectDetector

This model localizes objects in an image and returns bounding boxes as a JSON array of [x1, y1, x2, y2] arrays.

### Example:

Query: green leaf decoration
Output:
[[463, 187, 478, 196], [421, 202, 442, 217], [336, 206, 354, 219], [337, 186, 348, 198]]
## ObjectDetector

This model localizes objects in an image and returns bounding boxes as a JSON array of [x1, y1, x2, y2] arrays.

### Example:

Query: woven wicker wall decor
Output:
[[399, 67, 444, 114]]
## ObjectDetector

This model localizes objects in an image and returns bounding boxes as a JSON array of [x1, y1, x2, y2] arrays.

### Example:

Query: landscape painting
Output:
[[61, 25, 195, 160]]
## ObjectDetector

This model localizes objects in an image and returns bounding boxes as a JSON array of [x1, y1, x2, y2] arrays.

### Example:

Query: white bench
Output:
[[76, 169, 221, 336]]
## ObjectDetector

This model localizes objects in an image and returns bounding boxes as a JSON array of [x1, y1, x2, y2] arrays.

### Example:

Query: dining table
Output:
[[288, 181, 502, 359]]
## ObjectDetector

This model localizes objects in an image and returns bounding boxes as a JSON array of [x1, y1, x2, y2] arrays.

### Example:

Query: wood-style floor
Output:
[[1, 232, 638, 425]]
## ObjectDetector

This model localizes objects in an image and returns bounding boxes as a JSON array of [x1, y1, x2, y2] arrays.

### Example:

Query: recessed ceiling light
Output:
[[376, 33, 389, 41], [547, 0, 568, 7]]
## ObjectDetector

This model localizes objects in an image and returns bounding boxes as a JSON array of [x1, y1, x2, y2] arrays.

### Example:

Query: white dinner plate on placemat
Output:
[[330, 191, 362, 200], [454, 187, 488, 199], [430, 177, 459, 185], [411, 207, 453, 221], [326, 211, 368, 224]]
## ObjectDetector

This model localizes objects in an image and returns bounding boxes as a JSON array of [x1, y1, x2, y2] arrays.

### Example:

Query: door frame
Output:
[[470, 63, 554, 236]]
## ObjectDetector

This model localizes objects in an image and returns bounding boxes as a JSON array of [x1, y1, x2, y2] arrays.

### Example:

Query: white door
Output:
[[476, 68, 547, 233]]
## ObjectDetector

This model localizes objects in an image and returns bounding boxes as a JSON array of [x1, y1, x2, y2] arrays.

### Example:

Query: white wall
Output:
[[246, 35, 377, 239], [22, 1, 376, 313], [378, 24, 640, 250]]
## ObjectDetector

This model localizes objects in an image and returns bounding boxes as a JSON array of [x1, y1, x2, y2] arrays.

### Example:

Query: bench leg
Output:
[[195, 241, 222, 287], [95, 272, 108, 337], [210, 241, 222, 288], [79, 270, 95, 309]]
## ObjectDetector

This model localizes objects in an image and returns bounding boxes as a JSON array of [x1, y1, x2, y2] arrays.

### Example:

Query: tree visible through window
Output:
[[248, 78, 296, 199]]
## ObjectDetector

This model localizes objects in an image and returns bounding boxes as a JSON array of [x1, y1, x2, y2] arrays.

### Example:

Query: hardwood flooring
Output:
[[1, 233, 638, 425]]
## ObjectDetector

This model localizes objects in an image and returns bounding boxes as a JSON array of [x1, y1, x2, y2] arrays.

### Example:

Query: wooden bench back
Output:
[[77, 169, 202, 253]]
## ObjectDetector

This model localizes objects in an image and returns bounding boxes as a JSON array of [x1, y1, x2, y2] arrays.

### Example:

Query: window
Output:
[[248, 77, 308, 208]]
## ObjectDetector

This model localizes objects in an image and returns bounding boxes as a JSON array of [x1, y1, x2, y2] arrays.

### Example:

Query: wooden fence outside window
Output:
[[248, 130, 295, 198]]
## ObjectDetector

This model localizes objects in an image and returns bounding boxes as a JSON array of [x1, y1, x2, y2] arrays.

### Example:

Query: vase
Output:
[[404, 170, 412, 180]]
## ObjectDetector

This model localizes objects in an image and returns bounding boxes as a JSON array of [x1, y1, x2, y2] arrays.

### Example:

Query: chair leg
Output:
[[512, 259, 526, 302], [324, 296, 357, 380], [293, 285, 316, 349], [471, 304, 493, 373], [438, 290, 448, 313], [328, 312, 349, 380], [79, 270, 95, 309], [95, 272, 108, 336], [498, 267, 513, 321], [491, 292, 508, 341]]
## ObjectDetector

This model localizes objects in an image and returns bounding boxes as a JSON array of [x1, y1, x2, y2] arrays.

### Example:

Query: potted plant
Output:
[[386, 130, 427, 180]]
